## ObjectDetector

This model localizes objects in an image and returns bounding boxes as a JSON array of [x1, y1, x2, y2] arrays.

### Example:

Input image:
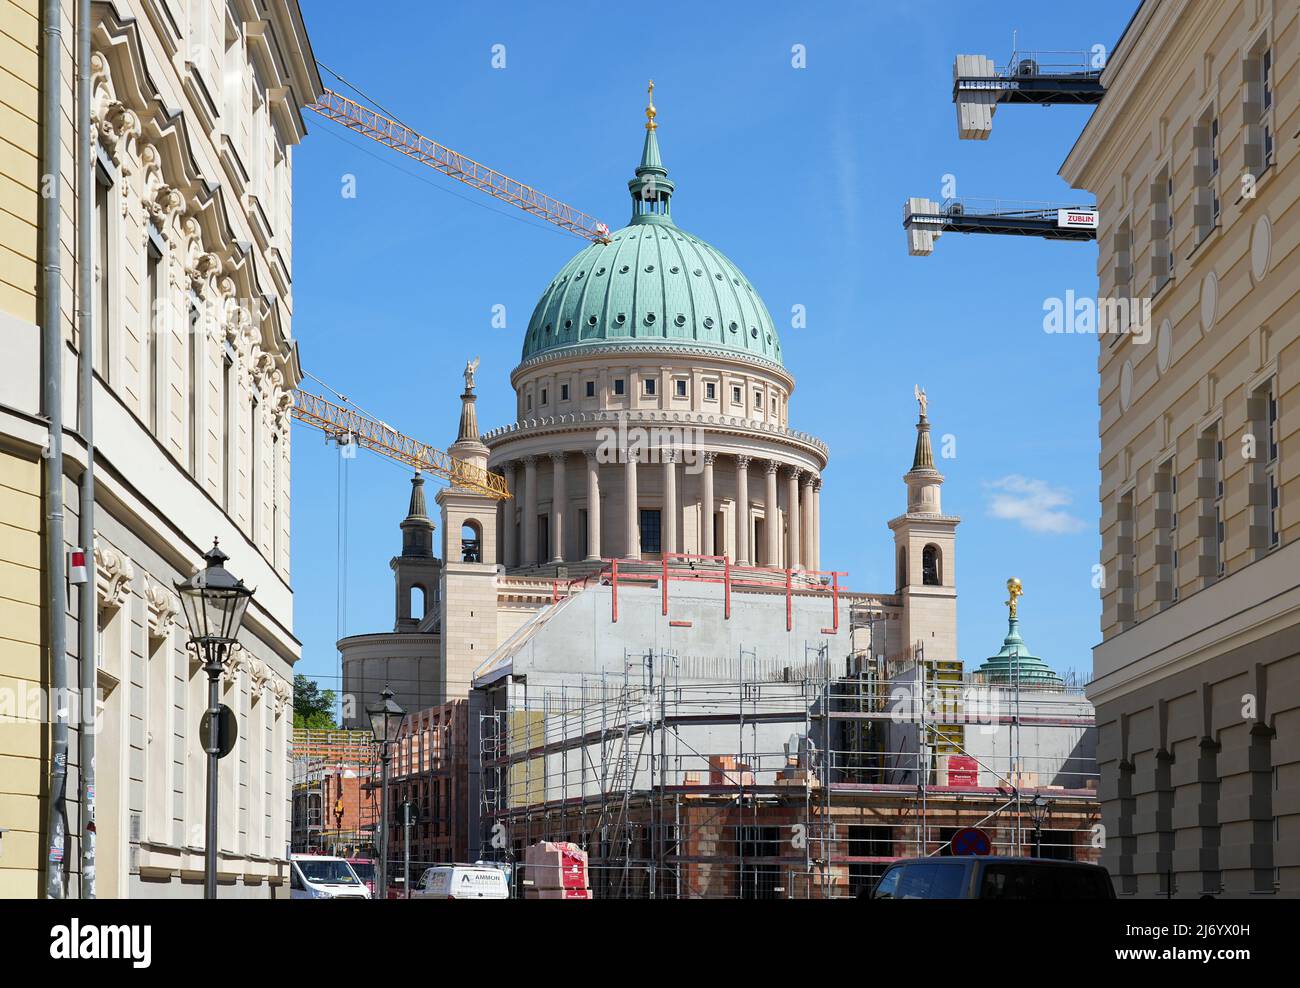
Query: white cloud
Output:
[[984, 475, 1088, 535]]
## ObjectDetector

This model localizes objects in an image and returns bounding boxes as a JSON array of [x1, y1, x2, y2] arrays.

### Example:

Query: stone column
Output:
[[809, 476, 822, 571], [585, 451, 601, 561], [785, 466, 802, 570], [624, 449, 640, 560], [764, 460, 780, 566], [662, 450, 677, 557], [735, 455, 751, 566], [549, 452, 567, 564], [503, 461, 518, 569], [701, 452, 716, 556], [522, 455, 538, 567], [801, 472, 816, 571]]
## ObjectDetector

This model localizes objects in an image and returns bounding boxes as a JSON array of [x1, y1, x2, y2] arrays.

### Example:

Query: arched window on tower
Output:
[[897, 546, 908, 590], [922, 544, 942, 586], [410, 584, 426, 622], [461, 521, 482, 563]]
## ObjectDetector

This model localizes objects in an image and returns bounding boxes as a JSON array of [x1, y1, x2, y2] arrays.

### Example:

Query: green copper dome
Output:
[[520, 103, 783, 368], [976, 617, 1064, 689]]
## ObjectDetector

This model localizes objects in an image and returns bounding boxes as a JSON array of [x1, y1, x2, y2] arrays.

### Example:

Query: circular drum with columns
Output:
[[484, 89, 828, 572]]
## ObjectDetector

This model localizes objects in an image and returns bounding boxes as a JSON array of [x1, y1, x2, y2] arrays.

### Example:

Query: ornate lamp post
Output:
[[175, 540, 254, 900], [1030, 794, 1049, 857], [366, 685, 405, 899]]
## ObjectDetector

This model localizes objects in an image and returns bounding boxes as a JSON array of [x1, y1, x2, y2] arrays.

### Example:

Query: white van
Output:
[[289, 854, 372, 899], [411, 864, 511, 900]]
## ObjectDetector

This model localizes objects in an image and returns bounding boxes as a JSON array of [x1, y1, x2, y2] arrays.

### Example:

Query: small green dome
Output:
[[976, 617, 1064, 689], [520, 119, 783, 368]]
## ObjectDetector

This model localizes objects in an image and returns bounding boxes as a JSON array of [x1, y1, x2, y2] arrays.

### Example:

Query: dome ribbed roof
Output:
[[521, 222, 782, 366], [520, 95, 783, 368]]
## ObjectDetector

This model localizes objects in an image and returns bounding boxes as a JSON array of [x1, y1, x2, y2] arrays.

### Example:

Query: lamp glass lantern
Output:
[[367, 686, 406, 745], [1030, 794, 1049, 825], [175, 540, 254, 646]]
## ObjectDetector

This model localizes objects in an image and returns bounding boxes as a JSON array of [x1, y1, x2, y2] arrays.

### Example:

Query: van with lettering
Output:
[[410, 864, 511, 900]]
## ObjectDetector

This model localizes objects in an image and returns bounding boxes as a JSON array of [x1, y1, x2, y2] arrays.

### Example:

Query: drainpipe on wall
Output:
[[76, 0, 97, 899], [40, 0, 69, 900]]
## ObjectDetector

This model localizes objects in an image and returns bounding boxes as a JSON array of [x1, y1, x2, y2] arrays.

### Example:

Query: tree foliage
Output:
[[293, 674, 338, 730]]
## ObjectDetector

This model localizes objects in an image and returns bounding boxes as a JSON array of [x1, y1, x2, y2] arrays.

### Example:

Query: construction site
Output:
[[469, 573, 1098, 899], [291, 700, 470, 872]]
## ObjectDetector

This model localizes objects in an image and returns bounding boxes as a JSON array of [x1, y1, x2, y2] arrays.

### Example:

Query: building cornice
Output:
[[338, 632, 440, 650], [484, 408, 830, 464], [509, 341, 796, 391]]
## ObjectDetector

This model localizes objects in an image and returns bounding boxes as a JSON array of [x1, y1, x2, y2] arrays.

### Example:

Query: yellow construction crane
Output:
[[291, 389, 510, 501], [307, 87, 611, 244], [293, 73, 618, 501]]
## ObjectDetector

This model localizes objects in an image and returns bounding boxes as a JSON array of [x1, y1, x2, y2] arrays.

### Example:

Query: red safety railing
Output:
[[549, 554, 847, 632]]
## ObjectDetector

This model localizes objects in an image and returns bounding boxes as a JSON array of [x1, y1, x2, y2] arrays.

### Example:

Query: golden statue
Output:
[[645, 79, 657, 131], [1005, 577, 1024, 619]]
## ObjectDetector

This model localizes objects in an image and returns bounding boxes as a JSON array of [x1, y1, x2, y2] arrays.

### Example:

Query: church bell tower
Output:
[[887, 388, 959, 663], [437, 358, 502, 700]]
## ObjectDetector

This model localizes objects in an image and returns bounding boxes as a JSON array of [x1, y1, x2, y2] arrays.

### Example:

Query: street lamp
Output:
[[175, 539, 254, 900], [1029, 794, 1049, 857], [366, 685, 405, 899]]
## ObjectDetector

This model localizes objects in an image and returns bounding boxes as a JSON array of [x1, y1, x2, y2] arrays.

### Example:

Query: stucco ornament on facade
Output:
[[249, 660, 271, 701], [144, 577, 180, 642], [89, 51, 141, 177], [270, 676, 292, 715], [93, 540, 135, 611]]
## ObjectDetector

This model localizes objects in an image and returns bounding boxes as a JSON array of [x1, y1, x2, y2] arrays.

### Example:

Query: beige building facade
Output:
[[1, 0, 319, 897], [1062, 0, 1299, 896]]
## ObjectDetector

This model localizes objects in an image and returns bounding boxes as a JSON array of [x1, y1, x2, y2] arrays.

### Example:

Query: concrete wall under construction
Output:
[[470, 581, 873, 848]]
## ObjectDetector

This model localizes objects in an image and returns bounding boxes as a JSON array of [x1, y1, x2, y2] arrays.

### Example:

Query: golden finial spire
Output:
[[1005, 577, 1024, 619], [645, 79, 657, 131]]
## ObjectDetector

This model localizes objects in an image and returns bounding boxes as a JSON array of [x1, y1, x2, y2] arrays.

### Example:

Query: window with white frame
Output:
[[222, 343, 235, 511], [187, 296, 201, 474], [250, 394, 260, 535], [93, 162, 113, 381], [222, 11, 243, 133], [145, 233, 164, 434]]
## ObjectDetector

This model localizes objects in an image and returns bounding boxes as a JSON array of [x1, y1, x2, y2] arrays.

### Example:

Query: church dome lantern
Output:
[[519, 82, 783, 371]]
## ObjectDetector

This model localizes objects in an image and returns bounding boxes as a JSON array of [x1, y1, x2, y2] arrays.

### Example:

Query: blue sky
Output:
[[288, 0, 1138, 698]]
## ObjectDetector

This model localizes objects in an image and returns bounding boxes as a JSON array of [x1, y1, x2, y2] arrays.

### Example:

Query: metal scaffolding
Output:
[[475, 613, 1100, 899]]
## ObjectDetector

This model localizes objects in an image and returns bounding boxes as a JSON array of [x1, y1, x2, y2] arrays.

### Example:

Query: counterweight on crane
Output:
[[954, 49, 1105, 140]]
